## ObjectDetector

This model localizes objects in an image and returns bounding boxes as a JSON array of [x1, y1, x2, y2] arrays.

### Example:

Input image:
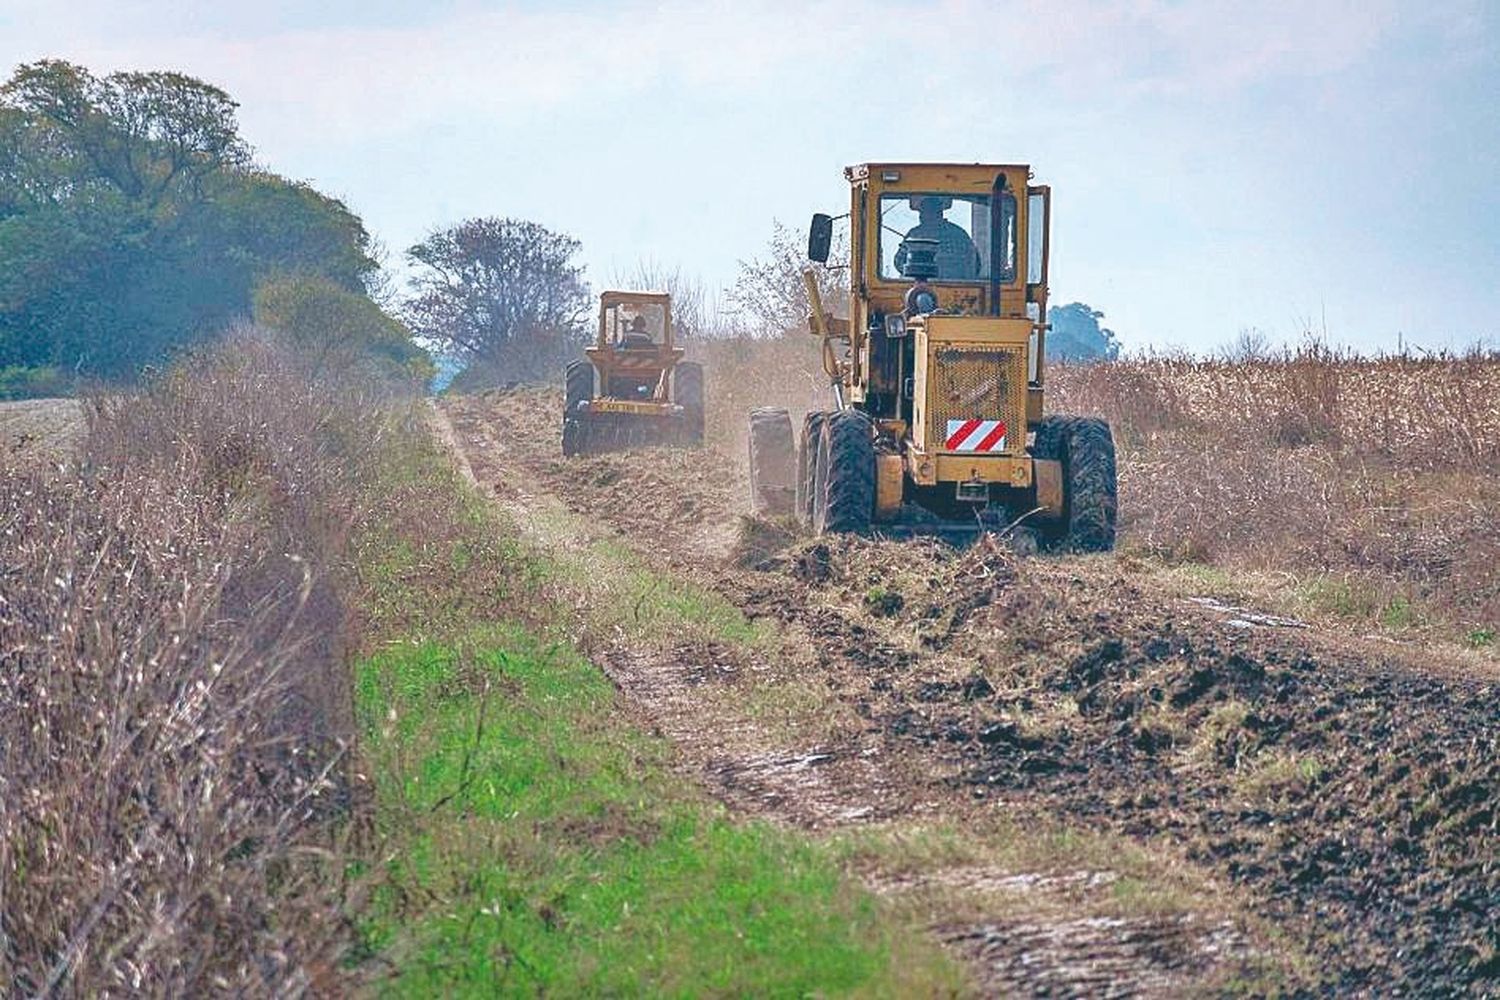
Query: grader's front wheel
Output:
[[796, 411, 827, 527], [748, 407, 795, 516]]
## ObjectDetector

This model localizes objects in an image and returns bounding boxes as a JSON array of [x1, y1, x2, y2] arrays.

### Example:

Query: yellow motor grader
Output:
[[563, 290, 704, 456], [747, 162, 1117, 549]]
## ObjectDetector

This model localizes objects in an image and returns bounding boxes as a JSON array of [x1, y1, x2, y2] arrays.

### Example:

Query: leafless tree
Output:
[[727, 221, 848, 338]]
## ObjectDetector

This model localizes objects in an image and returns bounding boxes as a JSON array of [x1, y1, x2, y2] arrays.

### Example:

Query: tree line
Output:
[[0, 61, 429, 391], [0, 60, 1119, 398]]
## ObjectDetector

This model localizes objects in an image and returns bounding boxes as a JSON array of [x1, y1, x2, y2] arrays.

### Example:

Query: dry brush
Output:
[[0, 332, 398, 995]]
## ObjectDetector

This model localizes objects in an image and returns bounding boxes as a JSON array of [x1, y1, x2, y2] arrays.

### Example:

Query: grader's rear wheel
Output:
[[748, 407, 795, 516], [1033, 415, 1117, 552], [813, 409, 875, 535]]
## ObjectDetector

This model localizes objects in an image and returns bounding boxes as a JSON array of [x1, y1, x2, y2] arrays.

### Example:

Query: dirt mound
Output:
[[446, 386, 747, 562], [843, 552, 1500, 993], [719, 528, 1499, 991]]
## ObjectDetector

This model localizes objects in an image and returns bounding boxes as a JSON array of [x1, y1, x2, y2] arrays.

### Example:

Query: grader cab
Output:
[[562, 290, 705, 456], [747, 163, 1118, 550]]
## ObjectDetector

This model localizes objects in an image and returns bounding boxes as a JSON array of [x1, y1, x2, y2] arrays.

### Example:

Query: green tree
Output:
[[404, 217, 591, 383], [253, 274, 433, 383], [0, 60, 388, 380], [1046, 302, 1121, 362]]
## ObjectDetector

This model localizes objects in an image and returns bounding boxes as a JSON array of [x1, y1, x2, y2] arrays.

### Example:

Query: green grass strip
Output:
[[354, 627, 960, 997]]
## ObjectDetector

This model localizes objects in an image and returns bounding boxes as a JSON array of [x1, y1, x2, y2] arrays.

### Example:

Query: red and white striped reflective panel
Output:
[[945, 419, 1008, 452]]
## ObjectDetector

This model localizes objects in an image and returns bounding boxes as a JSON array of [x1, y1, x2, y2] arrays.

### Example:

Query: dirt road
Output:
[[0, 398, 83, 464], [440, 388, 1498, 996]]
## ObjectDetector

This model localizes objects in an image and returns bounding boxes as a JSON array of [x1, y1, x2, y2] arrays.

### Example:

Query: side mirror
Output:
[[807, 213, 833, 264]]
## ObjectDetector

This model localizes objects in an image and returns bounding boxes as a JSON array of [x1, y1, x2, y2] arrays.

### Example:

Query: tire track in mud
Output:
[[437, 389, 1499, 997], [430, 400, 909, 832]]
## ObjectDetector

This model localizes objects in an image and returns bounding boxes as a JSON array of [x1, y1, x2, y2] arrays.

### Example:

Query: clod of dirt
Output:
[[960, 674, 995, 701], [790, 542, 836, 584], [729, 515, 797, 569], [863, 586, 905, 617]]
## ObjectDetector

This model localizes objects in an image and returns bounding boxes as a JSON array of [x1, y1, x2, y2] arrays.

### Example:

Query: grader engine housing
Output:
[[909, 315, 1033, 489]]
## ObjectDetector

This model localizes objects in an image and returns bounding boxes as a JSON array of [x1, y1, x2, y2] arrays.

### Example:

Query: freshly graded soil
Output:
[[443, 387, 1498, 996]]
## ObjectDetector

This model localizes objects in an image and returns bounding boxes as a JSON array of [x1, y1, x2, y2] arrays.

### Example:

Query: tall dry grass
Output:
[[0, 331, 398, 995], [1050, 344, 1500, 631]]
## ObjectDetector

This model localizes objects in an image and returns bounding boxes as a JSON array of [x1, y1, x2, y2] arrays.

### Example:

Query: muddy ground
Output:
[[441, 388, 1498, 997]]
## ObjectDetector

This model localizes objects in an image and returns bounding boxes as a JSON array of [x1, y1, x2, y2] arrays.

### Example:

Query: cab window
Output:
[[879, 192, 1015, 283], [605, 302, 666, 347]]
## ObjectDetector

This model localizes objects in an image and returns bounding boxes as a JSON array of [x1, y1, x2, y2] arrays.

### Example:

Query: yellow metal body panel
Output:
[[802, 163, 1066, 517], [909, 315, 1031, 456], [597, 289, 673, 349], [847, 163, 1032, 314], [834, 164, 1056, 464], [905, 446, 1032, 488], [840, 163, 1048, 401], [584, 347, 683, 369], [875, 453, 903, 518], [903, 445, 1033, 488], [589, 290, 681, 402], [584, 346, 682, 403]]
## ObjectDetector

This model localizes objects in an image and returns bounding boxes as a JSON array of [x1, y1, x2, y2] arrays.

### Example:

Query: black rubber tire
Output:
[[814, 409, 876, 535], [562, 360, 595, 457], [796, 412, 827, 527], [565, 359, 593, 414], [674, 362, 705, 446], [1033, 415, 1117, 552], [748, 407, 795, 516], [562, 417, 585, 457]]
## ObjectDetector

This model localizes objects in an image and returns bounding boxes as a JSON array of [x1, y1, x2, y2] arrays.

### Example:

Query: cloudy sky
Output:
[[2, 0, 1496, 351]]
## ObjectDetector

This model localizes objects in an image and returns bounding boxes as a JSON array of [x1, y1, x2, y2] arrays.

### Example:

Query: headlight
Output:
[[884, 314, 907, 338]]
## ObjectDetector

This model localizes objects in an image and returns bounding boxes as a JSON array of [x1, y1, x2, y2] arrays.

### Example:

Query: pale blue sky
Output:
[[3, 0, 1496, 351]]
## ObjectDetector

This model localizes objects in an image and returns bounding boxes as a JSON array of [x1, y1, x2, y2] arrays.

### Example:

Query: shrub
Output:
[[1049, 344, 1500, 632], [0, 364, 72, 399], [0, 331, 395, 993], [253, 273, 434, 384]]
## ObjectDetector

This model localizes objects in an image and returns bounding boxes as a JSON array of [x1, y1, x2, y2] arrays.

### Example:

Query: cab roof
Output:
[[844, 162, 1031, 182], [600, 290, 671, 307]]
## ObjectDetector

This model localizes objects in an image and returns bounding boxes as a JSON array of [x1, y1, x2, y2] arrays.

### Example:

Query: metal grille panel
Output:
[[927, 345, 1027, 455]]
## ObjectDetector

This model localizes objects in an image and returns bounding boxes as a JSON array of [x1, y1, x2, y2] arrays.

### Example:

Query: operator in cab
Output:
[[894, 195, 981, 281], [620, 314, 654, 349]]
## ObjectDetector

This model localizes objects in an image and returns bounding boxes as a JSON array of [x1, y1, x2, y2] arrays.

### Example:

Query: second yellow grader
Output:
[[563, 290, 704, 455]]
